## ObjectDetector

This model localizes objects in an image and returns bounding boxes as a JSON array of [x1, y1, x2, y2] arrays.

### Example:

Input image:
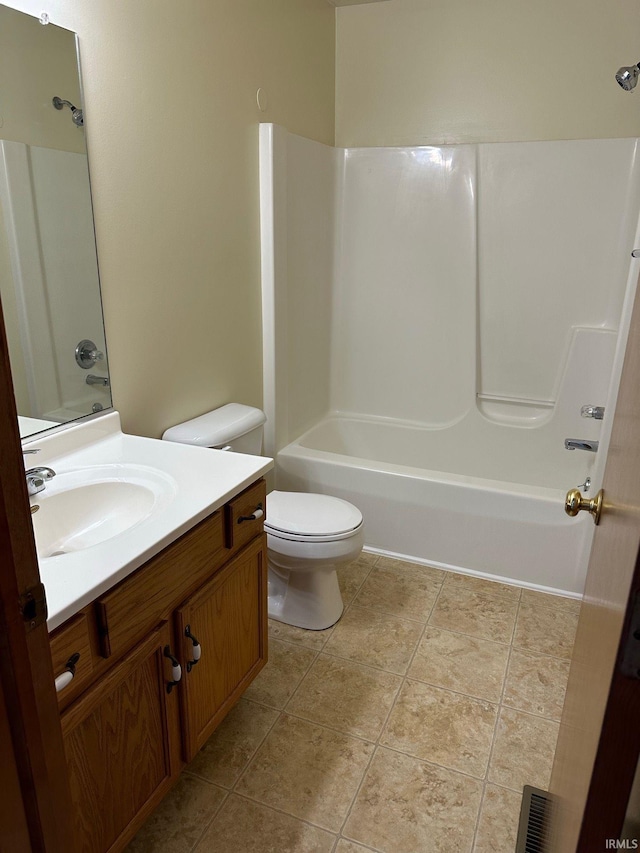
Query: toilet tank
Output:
[[162, 403, 266, 454]]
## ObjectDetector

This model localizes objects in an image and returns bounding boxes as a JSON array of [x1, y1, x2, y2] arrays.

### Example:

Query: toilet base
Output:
[[267, 564, 344, 631]]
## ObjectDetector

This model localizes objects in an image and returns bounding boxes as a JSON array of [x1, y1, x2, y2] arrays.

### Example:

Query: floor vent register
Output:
[[516, 785, 552, 853]]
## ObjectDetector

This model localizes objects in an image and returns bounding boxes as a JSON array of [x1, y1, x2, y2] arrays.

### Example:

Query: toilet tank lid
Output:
[[162, 403, 266, 447]]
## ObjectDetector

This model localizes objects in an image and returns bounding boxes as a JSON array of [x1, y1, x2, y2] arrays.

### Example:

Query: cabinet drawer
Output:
[[225, 479, 267, 551], [97, 510, 224, 659], [49, 612, 93, 706]]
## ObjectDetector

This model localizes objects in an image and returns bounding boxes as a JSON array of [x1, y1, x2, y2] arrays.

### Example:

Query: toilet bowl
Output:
[[265, 490, 364, 630], [162, 404, 364, 630]]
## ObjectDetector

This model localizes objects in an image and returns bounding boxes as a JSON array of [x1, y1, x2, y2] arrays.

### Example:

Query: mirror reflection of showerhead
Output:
[[52, 96, 84, 127], [616, 63, 640, 92]]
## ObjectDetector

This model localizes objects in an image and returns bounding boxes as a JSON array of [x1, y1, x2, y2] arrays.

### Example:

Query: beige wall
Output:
[[336, 0, 640, 147], [3, 0, 335, 438]]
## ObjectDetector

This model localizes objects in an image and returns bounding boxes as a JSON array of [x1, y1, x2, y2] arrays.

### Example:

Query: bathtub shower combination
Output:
[[259, 125, 640, 596]]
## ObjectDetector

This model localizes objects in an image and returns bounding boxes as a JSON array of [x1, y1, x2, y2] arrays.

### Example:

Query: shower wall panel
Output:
[[260, 124, 337, 455], [0, 140, 60, 417], [0, 141, 107, 422], [331, 146, 477, 425], [477, 138, 640, 410], [29, 146, 107, 418], [284, 132, 337, 440]]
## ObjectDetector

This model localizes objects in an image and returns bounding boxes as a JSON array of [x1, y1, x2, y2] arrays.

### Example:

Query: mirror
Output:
[[0, 4, 111, 439]]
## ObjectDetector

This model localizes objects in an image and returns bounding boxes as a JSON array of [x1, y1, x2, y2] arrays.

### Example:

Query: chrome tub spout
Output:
[[564, 438, 599, 452]]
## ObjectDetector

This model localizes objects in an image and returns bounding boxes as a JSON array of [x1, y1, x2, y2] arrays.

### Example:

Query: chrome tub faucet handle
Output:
[[581, 405, 605, 420]]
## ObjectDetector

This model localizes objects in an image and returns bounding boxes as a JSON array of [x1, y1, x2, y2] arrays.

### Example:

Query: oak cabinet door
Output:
[[61, 623, 182, 853], [176, 534, 268, 761]]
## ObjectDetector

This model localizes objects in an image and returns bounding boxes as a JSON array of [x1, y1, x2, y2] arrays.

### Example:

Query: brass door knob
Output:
[[565, 488, 604, 525]]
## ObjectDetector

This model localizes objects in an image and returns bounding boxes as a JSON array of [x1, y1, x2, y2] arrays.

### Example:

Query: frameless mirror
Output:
[[0, 4, 111, 440]]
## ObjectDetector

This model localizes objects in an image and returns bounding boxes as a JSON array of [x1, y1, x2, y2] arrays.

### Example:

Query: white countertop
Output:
[[23, 412, 273, 631]]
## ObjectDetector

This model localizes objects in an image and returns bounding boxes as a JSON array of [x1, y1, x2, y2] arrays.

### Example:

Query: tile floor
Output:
[[126, 552, 580, 853]]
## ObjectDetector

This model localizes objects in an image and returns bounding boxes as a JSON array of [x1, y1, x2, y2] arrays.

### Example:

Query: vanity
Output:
[[52, 488, 267, 852], [27, 413, 272, 852]]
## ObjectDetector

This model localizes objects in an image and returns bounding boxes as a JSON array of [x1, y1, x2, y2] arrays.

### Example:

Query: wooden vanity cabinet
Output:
[[61, 622, 182, 853], [50, 478, 268, 853], [176, 533, 267, 760]]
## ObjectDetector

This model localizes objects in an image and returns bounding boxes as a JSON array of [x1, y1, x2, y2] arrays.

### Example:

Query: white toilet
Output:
[[162, 404, 364, 630]]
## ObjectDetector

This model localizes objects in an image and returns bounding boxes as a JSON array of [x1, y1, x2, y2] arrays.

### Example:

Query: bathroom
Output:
[[1, 0, 640, 851]]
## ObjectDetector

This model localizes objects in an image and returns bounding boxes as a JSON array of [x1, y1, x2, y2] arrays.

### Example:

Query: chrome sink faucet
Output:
[[23, 449, 56, 495], [564, 438, 599, 453], [26, 467, 56, 495]]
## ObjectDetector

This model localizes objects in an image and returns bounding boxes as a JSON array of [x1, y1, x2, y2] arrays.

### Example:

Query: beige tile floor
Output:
[[127, 552, 579, 853]]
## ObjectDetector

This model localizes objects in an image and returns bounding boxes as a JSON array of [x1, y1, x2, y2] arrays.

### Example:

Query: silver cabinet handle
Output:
[[55, 652, 80, 692]]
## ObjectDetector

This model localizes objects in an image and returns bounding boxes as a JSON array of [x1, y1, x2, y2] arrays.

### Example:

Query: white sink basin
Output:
[[32, 465, 177, 559]]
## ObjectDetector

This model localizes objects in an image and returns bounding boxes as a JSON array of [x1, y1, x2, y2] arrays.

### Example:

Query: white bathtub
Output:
[[275, 415, 593, 596]]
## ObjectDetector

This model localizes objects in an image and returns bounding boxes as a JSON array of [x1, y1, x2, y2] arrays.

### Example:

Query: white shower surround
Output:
[[260, 124, 640, 595]]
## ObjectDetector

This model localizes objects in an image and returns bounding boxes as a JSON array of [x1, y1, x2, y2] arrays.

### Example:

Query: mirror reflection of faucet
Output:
[[86, 374, 110, 387], [565, 438, 599, 452], [75, 339, 104, 369]]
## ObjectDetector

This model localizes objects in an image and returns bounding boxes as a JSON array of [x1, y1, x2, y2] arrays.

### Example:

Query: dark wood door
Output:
[[0, 678, 32, 852], [175, 534, 268, 761], [0, 298, 75, 851], [550, 272, 640, 850]]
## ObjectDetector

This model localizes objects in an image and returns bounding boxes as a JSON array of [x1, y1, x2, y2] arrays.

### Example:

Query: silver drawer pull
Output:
[[55, 652, 80, 692]]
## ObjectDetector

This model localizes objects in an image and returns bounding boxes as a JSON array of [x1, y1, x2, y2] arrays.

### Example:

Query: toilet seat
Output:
[[265, 490, 363, 543]]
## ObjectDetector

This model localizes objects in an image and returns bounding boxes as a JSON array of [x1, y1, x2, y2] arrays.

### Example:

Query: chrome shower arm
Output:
[[52, 96, 84, 127]]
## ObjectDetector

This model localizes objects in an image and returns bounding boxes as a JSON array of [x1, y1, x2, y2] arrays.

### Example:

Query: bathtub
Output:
[[274, 415, 593, 596]]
